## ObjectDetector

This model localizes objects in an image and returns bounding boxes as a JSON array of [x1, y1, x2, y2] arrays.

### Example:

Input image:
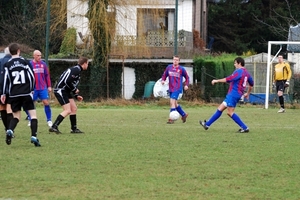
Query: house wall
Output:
[[66, 0, 193, 39], [67, 0, 89, 45]]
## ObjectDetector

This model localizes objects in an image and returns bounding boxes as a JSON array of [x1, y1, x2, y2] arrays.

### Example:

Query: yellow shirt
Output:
[[274, 62, 292, 81]]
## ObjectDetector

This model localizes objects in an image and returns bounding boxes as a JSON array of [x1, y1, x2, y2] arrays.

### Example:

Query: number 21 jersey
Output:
[[2, 57, 35, 98]]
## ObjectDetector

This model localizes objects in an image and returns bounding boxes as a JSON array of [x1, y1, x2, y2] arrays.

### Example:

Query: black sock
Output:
[[70, 115, 77, 130], [0, 110, 8, 130], [31, 118, 38, 137], [9, 118, 19, 132], [53, 114, 64, 129], [279, 96, 284, 108], [7, 113, 13, 128]]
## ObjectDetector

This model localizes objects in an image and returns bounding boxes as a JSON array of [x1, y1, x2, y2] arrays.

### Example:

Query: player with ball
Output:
[[161, 55, 189, 124]]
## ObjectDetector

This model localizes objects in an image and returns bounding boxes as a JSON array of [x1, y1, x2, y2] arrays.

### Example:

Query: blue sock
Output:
[[231, 113, 247, 129], [44, 105, 52, 121], [170, 108, 176, 112], [206, 109, 222, 126], [25, 110, 31, 121], [176, 105, 186, 116]]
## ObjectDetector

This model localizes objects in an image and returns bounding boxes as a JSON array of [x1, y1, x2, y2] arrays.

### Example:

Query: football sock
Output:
[[53, 114, 64, 129], [231, 113, 247, 130], [176, 105, 186, 116], [170, 108, 176, 112], [30, 118, 38, 137], [279, 96, 284, 108], [1, 110, 8, 130], [25, 110, 31, 121], [7, 113, 13, 127], [44, 105, 52, 121], [70, 114, 77, 130], [206, 109, 222, 127], [9, 118, 19, 131]]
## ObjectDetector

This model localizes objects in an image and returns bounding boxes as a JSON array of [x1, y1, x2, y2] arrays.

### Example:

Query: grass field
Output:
[[0, 103, 300, 199]]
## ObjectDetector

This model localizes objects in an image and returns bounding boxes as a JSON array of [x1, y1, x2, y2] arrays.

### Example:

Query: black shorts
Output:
[[275, 80, 286, 92], [54, 89, 74, 106], [10, 95, 35, 112]]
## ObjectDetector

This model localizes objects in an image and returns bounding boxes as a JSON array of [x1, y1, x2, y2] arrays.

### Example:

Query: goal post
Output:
[[265, 41, 300, 109]]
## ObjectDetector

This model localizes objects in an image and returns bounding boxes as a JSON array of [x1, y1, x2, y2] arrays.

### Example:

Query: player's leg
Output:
[[25, 96, 41, 146], [40, 88, 52, 126], [199, 98, 227, 130], [277, 81, 285, 113], [0, 104, 8, 131], [5, 98, 21, 145], [49, 91, 70, 134], [69, 98, 83, 133], [226, 96, 249, 133]]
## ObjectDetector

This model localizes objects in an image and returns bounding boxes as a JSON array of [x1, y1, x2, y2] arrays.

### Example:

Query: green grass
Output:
[[0, 105, 300, 199]]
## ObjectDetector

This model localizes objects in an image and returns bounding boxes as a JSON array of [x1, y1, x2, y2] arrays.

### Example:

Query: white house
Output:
[[67, 0, 194, 47]]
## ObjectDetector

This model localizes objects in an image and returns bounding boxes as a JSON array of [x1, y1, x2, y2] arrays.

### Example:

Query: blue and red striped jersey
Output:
[[226, 68, 254, 96], [30, 60, 51, 90], [161, 64, 190, 93]]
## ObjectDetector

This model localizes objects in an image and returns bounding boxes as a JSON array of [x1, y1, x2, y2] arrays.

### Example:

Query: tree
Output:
[[207, 0, 300, 54]]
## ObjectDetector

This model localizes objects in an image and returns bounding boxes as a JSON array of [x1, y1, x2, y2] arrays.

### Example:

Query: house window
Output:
[[137, 8, 175, 37]]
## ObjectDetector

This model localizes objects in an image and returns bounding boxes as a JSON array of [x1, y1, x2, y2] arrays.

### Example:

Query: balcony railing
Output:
[[112, 30, 193, 48]]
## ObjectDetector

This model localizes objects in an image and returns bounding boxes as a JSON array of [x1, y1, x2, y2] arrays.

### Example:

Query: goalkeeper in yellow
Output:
[[273, 55, 292, 113]]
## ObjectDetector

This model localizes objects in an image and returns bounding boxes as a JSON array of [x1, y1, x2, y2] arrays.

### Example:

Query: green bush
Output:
[[59, 27, 77, 55]]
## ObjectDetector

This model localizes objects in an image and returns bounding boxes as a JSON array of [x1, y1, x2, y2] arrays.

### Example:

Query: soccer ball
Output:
[[169, 111, 180, 121]]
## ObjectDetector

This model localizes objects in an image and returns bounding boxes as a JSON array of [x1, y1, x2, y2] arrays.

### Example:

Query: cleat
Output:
[[167, 119, 174, 124], [70, 129, 84, 134], [47, 121, 53, 128], [199, 120, 209, 130], [31, 136, 41, 147], [181, 113, 188, 123], [27, 121, 31, 127], [237, 128, 249, 133], [277, 108, 285, 113], [5, 129, 14, 145], [49, 127, 61, 134]]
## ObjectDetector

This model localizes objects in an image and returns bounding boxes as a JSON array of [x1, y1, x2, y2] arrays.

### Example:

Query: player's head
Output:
[[33, 50, 42, 62], [8, 43, 20, 56], [4, 47, 10, 55], [278, 54, 284, 63], [234, 57, 245, 67], [78, 57, 89, 70], [173, 55, 180, 66]]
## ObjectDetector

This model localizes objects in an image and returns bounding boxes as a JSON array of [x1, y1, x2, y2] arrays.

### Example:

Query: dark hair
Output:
[[78, 57, 88, 65], [8, 43, 20, 55], [234, 57, 245, 66], [173, 55, 180, 60]]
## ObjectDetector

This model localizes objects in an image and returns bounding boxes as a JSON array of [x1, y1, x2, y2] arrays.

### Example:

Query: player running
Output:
[[199, 57, 254, 133]]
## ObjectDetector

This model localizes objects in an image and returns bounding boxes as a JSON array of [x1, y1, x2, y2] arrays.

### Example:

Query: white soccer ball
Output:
[[169, 111, 180, 121]]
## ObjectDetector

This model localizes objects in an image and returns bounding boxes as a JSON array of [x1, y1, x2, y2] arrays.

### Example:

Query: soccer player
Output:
[[1, 43, 41, 146], [273, 54, 292, 113], [49, 57, 89, 134], [199, 57, 254, 133], [0, 47, 14, 132], [27, 50, 52, 127], [161, 55, 190, 124]]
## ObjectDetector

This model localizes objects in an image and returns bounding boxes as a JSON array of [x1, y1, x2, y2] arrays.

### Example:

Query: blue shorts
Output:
[[33, 88, 49, 101], [223, 94, 241, 107], [169, 91, 182, 100]]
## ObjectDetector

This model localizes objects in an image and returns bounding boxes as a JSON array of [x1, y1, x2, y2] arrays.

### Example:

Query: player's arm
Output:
[[211, 78, 226, 85], [286, 63, 292, 81], [161, 66, 170, 85], [182, 68, 189, 90]]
